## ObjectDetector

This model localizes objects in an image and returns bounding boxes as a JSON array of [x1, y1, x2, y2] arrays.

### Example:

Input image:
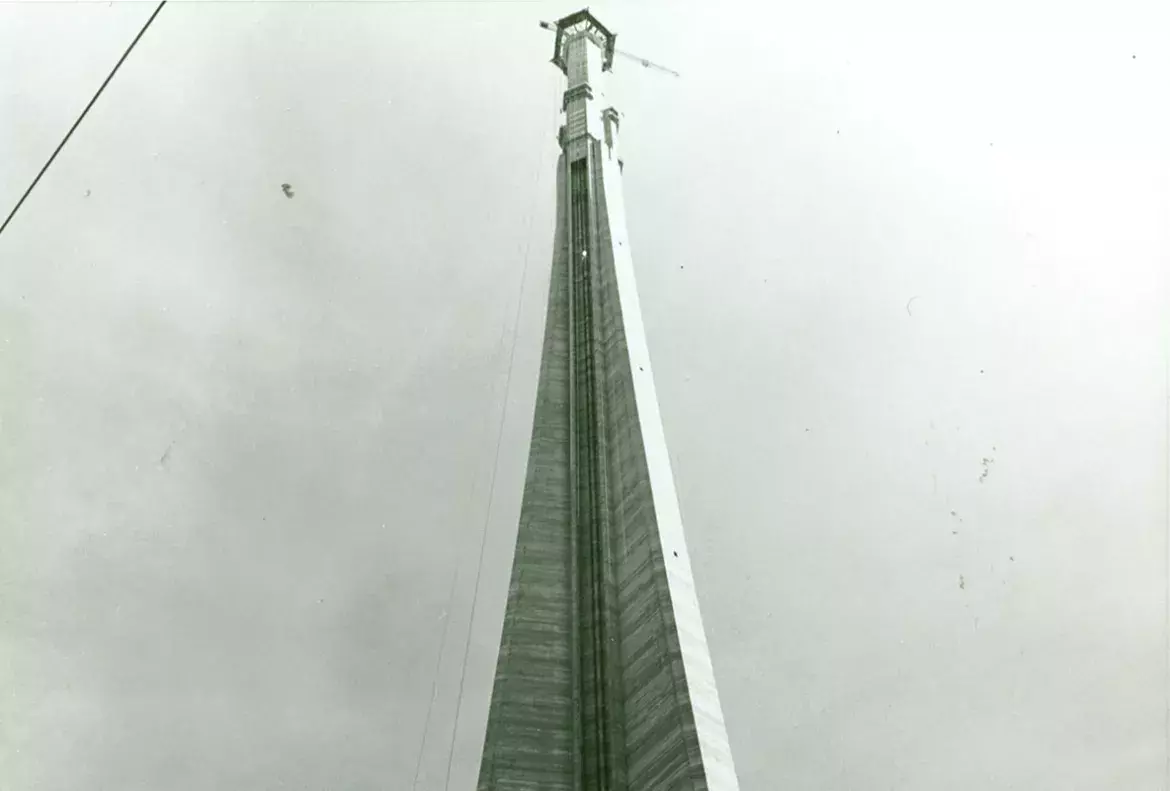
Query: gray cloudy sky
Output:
[[1, 1, 1168, 789]]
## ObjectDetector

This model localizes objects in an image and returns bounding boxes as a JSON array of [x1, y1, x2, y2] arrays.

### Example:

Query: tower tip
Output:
[[548, 9, 617, 74]]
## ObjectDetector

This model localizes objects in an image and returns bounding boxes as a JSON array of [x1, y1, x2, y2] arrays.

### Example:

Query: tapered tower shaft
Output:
[[477, 10, 740, 790]]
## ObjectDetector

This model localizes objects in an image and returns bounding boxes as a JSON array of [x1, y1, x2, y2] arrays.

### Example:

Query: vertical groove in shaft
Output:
[[565, 152, 584, 791], [587, 144, 625, 791], [570, 157, 593, 787], [571, 153, 618, 790]]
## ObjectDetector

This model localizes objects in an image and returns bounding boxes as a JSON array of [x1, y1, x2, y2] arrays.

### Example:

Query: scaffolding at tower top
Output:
[[539, 11, 680, 78]]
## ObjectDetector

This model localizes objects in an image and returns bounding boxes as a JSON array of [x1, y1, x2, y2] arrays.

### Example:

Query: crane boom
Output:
[[614, 48, 680, 78]]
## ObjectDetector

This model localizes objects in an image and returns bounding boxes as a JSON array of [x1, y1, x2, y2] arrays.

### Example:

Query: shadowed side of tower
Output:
[[478, 151, 578, 789], [477, 10, 740, 790]]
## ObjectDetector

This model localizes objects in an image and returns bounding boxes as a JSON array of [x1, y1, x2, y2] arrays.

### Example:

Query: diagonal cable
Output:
[[441, 77, 558, 791], [0, 1, 167, 239]]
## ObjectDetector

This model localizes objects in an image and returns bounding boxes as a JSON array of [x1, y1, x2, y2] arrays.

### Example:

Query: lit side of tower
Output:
[[477, 10, 739, 790]]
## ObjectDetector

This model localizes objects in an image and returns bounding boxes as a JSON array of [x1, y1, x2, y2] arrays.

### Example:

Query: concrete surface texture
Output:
[[1, 1, 1168, 790]]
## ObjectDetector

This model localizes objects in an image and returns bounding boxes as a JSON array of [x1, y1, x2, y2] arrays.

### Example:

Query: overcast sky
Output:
[[1, 1, 1168, 789]]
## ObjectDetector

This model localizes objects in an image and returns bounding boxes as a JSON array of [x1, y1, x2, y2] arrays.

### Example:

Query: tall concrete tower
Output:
[[477, 10, 740, 790]]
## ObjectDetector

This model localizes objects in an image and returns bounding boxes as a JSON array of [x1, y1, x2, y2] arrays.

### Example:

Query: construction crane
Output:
[[538, 20, 680, 78], [614, 49, 680, 78]]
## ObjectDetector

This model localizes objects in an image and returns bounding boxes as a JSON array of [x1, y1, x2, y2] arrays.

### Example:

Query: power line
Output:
[[410, 307, 496, 791], [0, 1, 167, 240], [409, 128, 530, 786]]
